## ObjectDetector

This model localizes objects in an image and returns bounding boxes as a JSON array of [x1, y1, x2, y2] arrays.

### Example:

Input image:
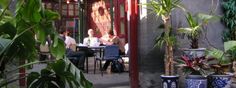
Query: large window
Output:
[[62, 3, 79, 17]]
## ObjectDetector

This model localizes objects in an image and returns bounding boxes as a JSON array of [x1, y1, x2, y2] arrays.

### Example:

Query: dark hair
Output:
[[108, 29, 114, 35], [59, 29, 66, 34]]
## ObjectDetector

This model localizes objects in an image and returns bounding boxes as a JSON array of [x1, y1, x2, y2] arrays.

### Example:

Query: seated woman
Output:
[[100, 29, 125, 71]]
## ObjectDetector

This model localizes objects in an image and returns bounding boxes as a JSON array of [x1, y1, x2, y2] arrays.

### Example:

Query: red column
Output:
[[19, 60, 26, 87], [129, 0, 139, 88]]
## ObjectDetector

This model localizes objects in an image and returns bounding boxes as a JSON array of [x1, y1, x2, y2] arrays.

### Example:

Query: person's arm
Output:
[[100, 38, 114, 45]]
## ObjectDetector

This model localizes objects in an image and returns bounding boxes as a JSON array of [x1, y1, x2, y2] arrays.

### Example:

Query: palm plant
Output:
[[0, 0, 92, 87], [144, 0, 184, 76], [178, 12, 217, 49]]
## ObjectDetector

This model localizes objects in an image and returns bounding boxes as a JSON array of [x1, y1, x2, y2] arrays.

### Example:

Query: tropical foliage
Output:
[[143, 0, 183, 75], [206, 41, 236, 75], [176, 55, 211, 77], [178, 12, 217, 49], [0, 0, 92, 87]]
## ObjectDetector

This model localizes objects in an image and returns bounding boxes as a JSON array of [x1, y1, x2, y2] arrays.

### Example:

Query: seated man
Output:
[[60, 30, 86, 70], [83, 29, 100, 56], [83, 29, 100, 47]]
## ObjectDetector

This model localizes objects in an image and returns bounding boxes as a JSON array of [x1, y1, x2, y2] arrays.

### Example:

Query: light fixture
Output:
[[66, 0, 70, 4], [74, 0, 78, 2]]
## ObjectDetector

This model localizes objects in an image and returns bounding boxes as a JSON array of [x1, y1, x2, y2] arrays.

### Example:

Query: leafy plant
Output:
[[143, 0, 184, 76], [176, 55, 211, 77], [222, 0, 236, 41], [0, 0, 92, 87], [178, 12, 217, 49], [206, 41, 236, 75]]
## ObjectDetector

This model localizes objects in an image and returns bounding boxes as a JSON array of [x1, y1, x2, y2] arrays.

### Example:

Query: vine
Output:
[[222, 0, 236, 41]]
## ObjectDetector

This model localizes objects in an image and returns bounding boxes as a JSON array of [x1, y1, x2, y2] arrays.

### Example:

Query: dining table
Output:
[[76, 44, 106, 73]]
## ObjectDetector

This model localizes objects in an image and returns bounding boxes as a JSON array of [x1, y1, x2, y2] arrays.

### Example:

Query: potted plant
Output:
[[143, 0, 184, 87], [176, 55, 211, 88], [206, 41, 236, 88], [178, 12, 217, 58]]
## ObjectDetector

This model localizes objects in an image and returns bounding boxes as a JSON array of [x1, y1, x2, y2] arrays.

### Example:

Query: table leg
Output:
[[86, 57, 88, 73]]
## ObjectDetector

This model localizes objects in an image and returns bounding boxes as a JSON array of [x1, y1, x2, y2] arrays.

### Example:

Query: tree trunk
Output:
[[191, 38, 198, 49], [163, 15, 174, 76]]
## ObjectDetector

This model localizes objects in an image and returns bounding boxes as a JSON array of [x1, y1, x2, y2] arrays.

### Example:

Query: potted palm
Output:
[[177, 55, 211, 88], [206, 41, 236, 88], [178, 12, 217, 58], [144, 0, 184, 87]]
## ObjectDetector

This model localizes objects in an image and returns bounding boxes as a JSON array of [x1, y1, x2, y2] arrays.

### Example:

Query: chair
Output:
[[39, 44, 51, 61], [94, 45, 120, 76]]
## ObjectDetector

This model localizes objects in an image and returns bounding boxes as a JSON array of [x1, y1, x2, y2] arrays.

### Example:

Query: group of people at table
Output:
[[59, 28, 126, 71]]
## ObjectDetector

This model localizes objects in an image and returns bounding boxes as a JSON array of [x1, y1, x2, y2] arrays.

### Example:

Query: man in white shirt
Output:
[[60, 30, 85, 70], [83, 29, 100, 46]]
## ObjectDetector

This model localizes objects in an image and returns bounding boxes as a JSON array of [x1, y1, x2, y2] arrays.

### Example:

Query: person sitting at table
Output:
[[83, 29, 100, 46], [100, 29, 125, 71], [59, 30, 86, 71], [83, 29, 100, 56]]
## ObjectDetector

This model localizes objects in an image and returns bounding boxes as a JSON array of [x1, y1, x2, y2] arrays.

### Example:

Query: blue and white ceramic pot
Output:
[[161, 75, 179, 88], [182, 48, 206, 59], [208, 73, 233, 88], [185, 75, 207, 88]]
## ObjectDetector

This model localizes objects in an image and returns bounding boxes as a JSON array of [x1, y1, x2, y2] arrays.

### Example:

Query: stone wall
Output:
[[138, 0, 225, 87]]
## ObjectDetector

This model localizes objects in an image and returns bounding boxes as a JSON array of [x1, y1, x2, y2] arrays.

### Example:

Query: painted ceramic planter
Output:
[[182, 48, 206, 59], [161, 75, 179, 88], [208, 73, 233, 88], [185, 75, 207, 88]]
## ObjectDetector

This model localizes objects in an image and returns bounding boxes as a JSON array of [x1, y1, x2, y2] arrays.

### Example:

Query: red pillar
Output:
[[19, 60, 26, 87], [129, 0, 139, 88]]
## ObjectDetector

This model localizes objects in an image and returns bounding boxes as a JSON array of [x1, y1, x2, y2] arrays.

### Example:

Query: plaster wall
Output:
[[138, 0, 225, 87]]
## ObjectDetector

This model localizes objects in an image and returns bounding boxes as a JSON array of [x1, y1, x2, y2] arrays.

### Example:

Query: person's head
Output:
[[59, 30, 69, 36], [88, 29, 94, 37], [107, 29, 114, 36]]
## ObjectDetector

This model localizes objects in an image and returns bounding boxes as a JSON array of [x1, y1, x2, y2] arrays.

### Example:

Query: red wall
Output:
[[87, 0, 111, 37]]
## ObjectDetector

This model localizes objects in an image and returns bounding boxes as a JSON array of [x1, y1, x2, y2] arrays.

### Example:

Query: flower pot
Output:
[[161, 75, 179, 88], [208, 73, 233, 88], [185, 75, 207, 88], [182, 48, 206, 58]]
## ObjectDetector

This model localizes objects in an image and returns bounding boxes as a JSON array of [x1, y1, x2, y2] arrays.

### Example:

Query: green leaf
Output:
[[50, 39, 65, 59], [27, 72, 40, 86], [44, 10, 60, 21], [35, 26, 46, 44], [0, 38, 11, 55], [224, 41, 236, 52], [40, 69, 52, 77], [0, 22, 16, 38], [178, 28, 193, 34], [206, 48, 224, 61], [196, 13, 220, 23], [51, 59, 66, 74], [0, 0, 10, 9]]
